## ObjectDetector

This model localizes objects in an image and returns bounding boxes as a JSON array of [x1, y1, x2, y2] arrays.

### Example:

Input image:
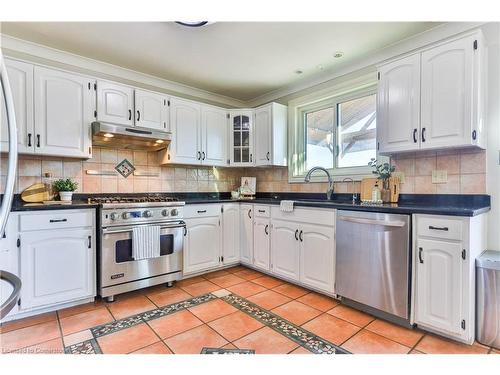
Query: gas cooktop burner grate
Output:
[[88, 195, 179, 204]]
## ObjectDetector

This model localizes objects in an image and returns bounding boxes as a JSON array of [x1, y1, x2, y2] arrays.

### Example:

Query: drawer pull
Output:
[[197, 210, 207, 214], [428, 225, 449, 231], [49, 219, 67, 223], [258, 209, 266, 213]]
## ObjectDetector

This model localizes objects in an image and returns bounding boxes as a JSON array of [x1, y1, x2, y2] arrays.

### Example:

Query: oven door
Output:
[[101, 221, 184, 288]]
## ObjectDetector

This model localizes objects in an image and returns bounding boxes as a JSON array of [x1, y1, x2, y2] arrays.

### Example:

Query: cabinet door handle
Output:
[[250, 153, 253, 162], [248, 209, 252, 219], [428, 225, 449, 231], [183, 227, 187, 236], [36, 134, 40, 148], [128, 109, 132, 121], [295, 229, 299, 241], [202, 152, 205, 160], [27, 133, 32, 147], [197, 151, 201, 160], [49, 218, 67, 223], [413, 128, 418, 143], [265, 224, 269, 235], [137, 110, 140, 121], [266, 151, 270, 161], [421, 127, 426, 142], [299, 230, 303, 242], [197, 210, 207, 214], [87, 235, 92, 249], [418, 247, 424, 263]]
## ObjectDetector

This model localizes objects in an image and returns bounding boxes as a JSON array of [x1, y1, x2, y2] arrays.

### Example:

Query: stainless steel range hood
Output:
[[92, 122, 171, 151]]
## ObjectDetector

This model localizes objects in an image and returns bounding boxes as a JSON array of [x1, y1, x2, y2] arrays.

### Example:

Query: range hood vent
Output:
[[92, 122, 171, 151]]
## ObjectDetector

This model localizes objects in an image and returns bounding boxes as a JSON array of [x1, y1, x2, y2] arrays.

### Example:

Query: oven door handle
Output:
[[102, 221, 186, 234]]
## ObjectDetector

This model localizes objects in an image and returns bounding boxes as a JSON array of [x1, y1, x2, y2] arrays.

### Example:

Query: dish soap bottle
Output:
[[372, 182, 381, 202]]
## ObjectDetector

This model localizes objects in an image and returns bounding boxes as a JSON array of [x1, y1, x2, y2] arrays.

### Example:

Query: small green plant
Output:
[[52, 178, 78, 192], [368, 158, 395, 181]]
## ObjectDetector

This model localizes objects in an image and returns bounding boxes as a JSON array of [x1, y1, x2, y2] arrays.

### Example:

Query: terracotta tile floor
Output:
[[1, 265, 499, 355]]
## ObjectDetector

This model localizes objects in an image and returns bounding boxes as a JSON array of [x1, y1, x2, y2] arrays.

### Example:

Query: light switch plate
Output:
[[432, 170, 448, 184], [393, 171, 405, 184]]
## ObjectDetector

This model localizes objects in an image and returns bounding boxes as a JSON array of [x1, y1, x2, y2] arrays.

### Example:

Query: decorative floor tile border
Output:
[[222, 294, 350, 354], [64, 339, 102, 354], [90, 293, 216, 338]]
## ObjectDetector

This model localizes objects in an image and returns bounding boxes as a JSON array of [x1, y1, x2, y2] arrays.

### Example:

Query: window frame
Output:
[[288, 77, 384, 184]]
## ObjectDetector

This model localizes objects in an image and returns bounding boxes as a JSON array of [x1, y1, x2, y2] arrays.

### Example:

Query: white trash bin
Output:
[[476, 250, 500, 349]]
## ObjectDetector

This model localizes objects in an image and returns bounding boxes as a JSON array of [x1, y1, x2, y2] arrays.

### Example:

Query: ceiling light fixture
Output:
[[103, 133, 114, 138], [295, 69, 303, 75], [333, 51, 344, 58], [175, 21, 210, 28]]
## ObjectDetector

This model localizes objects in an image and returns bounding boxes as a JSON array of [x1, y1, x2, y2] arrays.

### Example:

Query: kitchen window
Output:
[[289, 80, 379, 182]]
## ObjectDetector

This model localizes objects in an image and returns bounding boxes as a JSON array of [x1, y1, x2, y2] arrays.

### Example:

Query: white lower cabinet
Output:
[[253, 217, 270, 271], [271, 219, 300, 280], [183, 216, 221, 275], [13, 209, 96, 316], [222, 204, 240, 265], [413, 214, 485, 344], [240, 204, 254, 265], [20, 228, 95, 310], [299, 223, 335, 292]]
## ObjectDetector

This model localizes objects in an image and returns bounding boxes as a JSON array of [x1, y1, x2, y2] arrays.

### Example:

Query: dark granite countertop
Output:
[[5, 192, 490, 217]]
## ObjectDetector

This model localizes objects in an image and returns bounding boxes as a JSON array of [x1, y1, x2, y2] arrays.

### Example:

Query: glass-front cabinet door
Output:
[[230, 110, 254, 166]]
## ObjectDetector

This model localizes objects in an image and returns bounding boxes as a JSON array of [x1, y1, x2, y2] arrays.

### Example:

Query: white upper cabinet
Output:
[[377, 54, 421, 154], [0, 59, 34, 154], [230, 110, 254, 166], [201, 105, 228, 166], [254, 103, 287, 166], [168, 97, 201, 165], [420, 35, 478, 149], [377, 31, 486, 154], [134, 89, 169, 131], [34, 67, 94, 158], [96, 81, 134, 127]]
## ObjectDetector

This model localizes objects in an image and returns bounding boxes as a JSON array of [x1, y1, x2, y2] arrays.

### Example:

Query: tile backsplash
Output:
[[0, 147, 487, 196]]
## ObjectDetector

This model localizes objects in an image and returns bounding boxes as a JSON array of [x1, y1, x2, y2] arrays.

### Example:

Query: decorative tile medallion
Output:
[[222, 294, 350, 354], [115, 159, 135, 178], [201, 347, 255, 354], [64, 339, 102, 354]]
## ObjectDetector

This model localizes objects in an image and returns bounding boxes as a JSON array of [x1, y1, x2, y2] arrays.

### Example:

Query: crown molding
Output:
[[0, 33, 246, 108], [246, 22, 486, 107]]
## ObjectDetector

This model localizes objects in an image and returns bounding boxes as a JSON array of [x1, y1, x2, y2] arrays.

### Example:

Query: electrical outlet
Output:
[[393, 171, 405, 184], [432, 170, 448, 184]]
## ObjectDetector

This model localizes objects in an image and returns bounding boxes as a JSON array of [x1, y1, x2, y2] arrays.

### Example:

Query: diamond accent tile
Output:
[[115, 159, 135, 178]]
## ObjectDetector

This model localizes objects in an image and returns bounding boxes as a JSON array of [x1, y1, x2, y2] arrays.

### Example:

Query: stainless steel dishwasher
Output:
[[336, 210, 411, 325]]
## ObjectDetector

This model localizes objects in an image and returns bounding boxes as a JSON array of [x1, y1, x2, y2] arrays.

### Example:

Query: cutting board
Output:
[[21, 183, 53, 203], [360, 178, 380, 201]]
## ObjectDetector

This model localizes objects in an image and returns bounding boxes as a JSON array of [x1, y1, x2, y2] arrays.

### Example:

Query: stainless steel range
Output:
[[92, 196, 186, 302]]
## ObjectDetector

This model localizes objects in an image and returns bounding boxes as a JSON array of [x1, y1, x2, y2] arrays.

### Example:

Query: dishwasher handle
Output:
[[338, 216, 406, 228]]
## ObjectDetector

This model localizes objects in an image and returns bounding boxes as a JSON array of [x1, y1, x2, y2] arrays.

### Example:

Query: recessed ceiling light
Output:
[[317, 64, 324, 70], [295, 69, 303, 75], [103, 133, 114, 138], [333, 51, 344, 58], [155, 139, 164, 144], [175, 21, 212, 28]]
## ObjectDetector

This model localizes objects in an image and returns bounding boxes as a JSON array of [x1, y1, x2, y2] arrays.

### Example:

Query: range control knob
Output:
[[109, 212, 118, 221], [161, 209, 170, 217], [170, 208, 178, 216], [143, 210, 153, 218], [122, 212, 131, 220]]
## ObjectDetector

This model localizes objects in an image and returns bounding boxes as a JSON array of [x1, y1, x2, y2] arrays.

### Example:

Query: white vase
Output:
[[59, 191, 73, 202]]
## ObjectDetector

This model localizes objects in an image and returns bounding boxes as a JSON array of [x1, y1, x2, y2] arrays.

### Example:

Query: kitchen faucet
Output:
[[304, 166, 334, 200]]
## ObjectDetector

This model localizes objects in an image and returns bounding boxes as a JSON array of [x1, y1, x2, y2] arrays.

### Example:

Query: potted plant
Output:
[[53, 178, 78, 202], [368, 158, 395, 202]]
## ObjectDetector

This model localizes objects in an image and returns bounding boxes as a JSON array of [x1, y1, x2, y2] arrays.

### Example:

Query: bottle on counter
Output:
[[372, 182, 381, 202]]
